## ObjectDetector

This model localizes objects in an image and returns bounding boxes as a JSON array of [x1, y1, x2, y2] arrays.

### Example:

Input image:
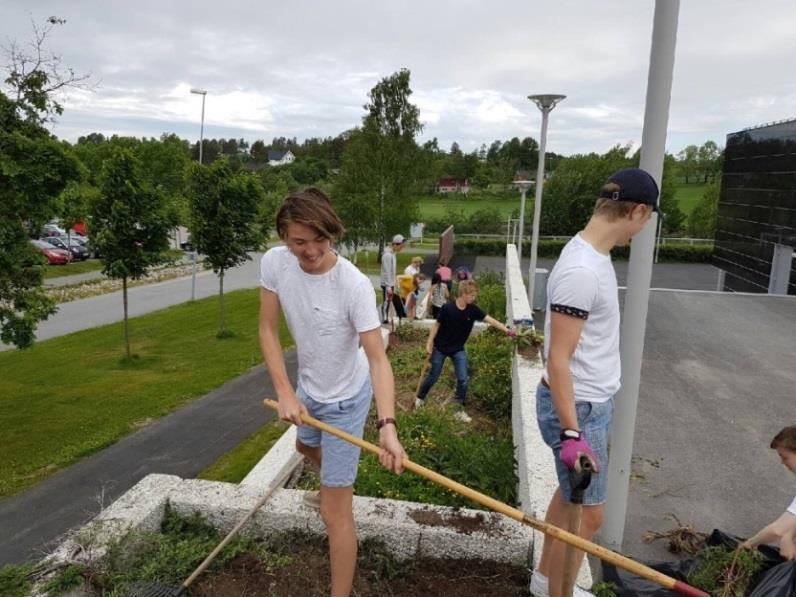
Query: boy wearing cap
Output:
[[380, 234, 407, 323], [531, 168, 658, 597]]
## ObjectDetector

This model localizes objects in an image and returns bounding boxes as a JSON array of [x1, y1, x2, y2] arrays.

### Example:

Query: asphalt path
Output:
[[0, 355, 296, 565]]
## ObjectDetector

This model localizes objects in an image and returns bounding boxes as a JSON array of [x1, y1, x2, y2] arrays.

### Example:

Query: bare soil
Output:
[[190, 534, 530, 597]]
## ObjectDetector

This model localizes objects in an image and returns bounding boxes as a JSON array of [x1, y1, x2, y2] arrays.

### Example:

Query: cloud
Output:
[[2, 0, 794, 155]]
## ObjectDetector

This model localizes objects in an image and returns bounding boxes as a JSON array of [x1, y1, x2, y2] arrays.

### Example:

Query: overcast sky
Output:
[[3, 1, 795, 156]]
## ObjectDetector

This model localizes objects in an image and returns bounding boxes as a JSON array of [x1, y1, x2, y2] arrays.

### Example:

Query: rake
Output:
[[127, 481, 281, 596], [263, 398, 708, 597]]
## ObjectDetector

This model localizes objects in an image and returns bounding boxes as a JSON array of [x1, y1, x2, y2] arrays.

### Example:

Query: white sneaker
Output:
[[302, 490, 321, 510], [453, 410, 472, 423], [414, 397, 425, 409], [529, 571, 592, 597]]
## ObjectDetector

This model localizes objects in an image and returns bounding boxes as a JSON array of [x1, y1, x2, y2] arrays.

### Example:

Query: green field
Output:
[[0, 288, 292, 499], [673, 183, 707, 216], [417, 196, 519, 220], [42, 259, 104, 279]]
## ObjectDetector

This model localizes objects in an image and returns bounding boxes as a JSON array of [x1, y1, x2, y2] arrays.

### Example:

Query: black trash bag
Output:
[[601, 529, 795, 596]]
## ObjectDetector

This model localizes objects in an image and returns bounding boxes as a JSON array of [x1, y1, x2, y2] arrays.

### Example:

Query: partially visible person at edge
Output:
[[531, 168, 658, 597], [742, 425, 796, 560], [404, 272, 426, 320], [414, 278, 516, 423], [380, 234, 407, 324], [428, 272, 449, 319], [435, 261, 453, 291], [258, 188, 406, 597]]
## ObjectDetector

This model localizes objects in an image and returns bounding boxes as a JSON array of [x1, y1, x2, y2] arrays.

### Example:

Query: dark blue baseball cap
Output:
[[600, 168, 660, 213]]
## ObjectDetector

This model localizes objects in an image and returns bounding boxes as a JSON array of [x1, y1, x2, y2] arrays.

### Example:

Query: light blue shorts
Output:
[[536, 383, 614, 505], [296, 378, 373, 488]]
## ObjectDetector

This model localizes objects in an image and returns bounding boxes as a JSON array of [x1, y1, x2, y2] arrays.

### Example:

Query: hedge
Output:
[[454, 238, 714, 263]]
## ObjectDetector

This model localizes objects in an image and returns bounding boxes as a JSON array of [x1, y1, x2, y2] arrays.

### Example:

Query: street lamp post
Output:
[[526, 94, 565, 310], [189, 88, 207, 301], [512, 179, 533, 261]]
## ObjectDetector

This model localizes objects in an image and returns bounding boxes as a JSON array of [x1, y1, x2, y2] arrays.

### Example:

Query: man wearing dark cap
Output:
[[531, 168, 658, 597]]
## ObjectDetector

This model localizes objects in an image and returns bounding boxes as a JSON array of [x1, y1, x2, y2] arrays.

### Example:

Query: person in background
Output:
[[742, 425, 796, 560], [435, 261, 453, 291], [428, 272, 449, 319], [404, 272, 426, 320], [404, 255, 423, 277], [414, 279, 515, 423], [380, 234, 407, 324]]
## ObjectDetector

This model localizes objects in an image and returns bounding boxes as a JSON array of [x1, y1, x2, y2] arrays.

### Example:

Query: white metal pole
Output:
[[603, 0, 680, 552], [198, 93, 206, 165], [518, 189, 527, 263], [528, 108, 550, 309]]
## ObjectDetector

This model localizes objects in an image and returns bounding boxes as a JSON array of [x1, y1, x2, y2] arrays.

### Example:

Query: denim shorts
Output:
[[296, 378, 373, 488], [536, 383, 614, 505]]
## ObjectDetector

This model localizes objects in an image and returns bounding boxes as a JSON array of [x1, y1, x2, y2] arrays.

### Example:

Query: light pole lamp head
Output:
[[528, 94, 566, 112], [190, 88, 207, 96], [513, 179, 533, 193]]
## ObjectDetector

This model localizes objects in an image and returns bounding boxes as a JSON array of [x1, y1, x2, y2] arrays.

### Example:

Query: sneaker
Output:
[[414, 397, 425, 409], [302, 490, 321, 510], [529, 570, 592, 597], [453, 410, 472, 423]]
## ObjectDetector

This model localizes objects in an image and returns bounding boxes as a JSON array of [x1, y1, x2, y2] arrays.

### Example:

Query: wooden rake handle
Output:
[[262, 399, 707, 597]]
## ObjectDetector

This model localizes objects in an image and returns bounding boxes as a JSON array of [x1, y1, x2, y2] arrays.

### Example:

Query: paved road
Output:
[[0, 355, 296, 566]]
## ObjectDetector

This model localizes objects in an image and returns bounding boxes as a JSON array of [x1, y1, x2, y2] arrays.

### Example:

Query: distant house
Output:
[[268, 150, 296, 167], [436, 177, 471, 194]]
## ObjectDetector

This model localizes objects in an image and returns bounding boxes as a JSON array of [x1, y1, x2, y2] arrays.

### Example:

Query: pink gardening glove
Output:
[[560, 433, 599, 472], [506, 328, 517, 338]]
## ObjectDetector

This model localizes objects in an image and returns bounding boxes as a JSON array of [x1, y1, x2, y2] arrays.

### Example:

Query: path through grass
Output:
[[0, 289, 292, 499]]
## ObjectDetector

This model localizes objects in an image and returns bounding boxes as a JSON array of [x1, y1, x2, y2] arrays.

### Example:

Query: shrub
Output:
[[355, 406, 517, 508]]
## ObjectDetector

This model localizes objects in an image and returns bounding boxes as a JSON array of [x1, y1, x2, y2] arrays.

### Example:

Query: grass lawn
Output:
[[418, 195, 519, 220], [673, 183, 708, 217], [0, 288, 293, 499], [198, 419, 289, 483], [42, 259, 104, 279]]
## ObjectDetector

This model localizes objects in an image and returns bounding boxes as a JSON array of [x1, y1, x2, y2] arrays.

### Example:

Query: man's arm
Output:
[[483, 314, 514, 336], [425, 321, 440, 354], [259, 288, 305, 425], [360, 327, 405, 474], [547, 311, 586, 435], [743, 512, 796, 555]]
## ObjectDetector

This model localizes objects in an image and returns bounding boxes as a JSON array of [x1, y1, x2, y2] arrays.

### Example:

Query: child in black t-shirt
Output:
[[414, 279, 515, 422]]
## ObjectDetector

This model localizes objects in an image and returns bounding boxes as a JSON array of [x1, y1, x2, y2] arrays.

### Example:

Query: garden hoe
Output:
[[562, 454, 593, 597], [263, 398, 709, 597], [128, 481, 282, 596], [414, 351, 431, 405]]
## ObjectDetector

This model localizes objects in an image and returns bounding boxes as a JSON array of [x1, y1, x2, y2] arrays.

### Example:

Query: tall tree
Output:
[[0, 16, 84, 348], [186, 160, 266, 337], [91, 148, 173, 358], [334, 69, 424, 259], [677, 144, 699, 184], [697, 140, 721, 183]]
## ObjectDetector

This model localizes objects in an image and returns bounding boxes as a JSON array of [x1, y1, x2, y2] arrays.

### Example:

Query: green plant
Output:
[[355, 406, 517, 508], [468, 329, 515, 421], [0, 563, 34, 597], [591, 581, 618, 597], [42, 564, 86, 595], [687, 546, 763, 597]]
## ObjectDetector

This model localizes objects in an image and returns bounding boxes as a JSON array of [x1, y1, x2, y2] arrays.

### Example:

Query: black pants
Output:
[[381, 285, 406, 322]]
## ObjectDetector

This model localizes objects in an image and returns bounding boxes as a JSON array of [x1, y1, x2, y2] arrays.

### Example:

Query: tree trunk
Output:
[[377, 185, 385, 263], [218, 270, 225, 335], [123, 276, 131, 358]]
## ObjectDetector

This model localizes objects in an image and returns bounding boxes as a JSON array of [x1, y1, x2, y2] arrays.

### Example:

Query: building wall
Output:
[[713, 119, 796, 294]]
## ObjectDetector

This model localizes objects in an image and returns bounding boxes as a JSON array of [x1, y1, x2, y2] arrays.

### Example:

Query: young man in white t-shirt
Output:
[[742, 425, 796, 560], [259, 188, 406, 597], [531, 168, 658, 597]]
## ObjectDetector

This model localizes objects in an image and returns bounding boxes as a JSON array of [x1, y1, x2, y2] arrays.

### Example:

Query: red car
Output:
[[31, 239, 72, 265]]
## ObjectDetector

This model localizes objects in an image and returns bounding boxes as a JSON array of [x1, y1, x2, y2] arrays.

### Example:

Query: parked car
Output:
[[30, 239, 72, 265], [41, 223, 67, 237], [42, 236, 90, 261]]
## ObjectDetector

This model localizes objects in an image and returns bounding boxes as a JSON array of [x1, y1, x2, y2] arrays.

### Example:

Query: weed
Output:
[[0, 563, 34, 597], [591, 581, 618, 597], [41, 564, 87, 595], [687, 545, 763, 597]]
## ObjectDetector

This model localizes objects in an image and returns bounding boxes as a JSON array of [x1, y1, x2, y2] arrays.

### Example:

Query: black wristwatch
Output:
[[560, 428, 581, 442]]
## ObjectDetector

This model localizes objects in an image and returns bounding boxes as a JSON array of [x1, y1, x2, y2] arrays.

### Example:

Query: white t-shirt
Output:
[[543, 233, 620, 403], [404, 264, 420, 276], [788, 496, 796, 516], [260, 246, 380, 403]]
